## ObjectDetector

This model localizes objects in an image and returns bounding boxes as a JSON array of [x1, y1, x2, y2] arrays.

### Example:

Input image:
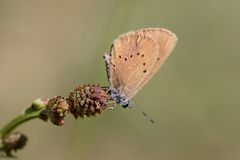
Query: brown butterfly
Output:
[[104, 28, 177, 108]]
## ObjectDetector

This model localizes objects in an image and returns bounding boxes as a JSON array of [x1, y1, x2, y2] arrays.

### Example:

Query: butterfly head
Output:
[[108, 88, 130, 108]]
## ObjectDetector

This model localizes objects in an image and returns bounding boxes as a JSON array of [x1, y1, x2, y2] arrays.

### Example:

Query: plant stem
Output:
[[0, 107, 43, 138], [0, 98, 49, 139]]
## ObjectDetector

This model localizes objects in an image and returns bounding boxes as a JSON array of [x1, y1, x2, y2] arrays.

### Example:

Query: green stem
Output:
[[0, 98, 48, 138], [0, 108, 43, 138]]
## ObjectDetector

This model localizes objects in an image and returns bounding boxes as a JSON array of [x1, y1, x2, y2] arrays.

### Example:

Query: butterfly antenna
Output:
[[130, 101, 156, 124]]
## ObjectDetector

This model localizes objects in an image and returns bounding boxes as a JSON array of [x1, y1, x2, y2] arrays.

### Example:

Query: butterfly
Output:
[[104, 28, 177, 108]]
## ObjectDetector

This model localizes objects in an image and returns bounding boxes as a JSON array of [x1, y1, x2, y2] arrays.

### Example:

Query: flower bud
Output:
[[46, 96, 69, 126], [1, 132, 28, 157], [68, 84, 109, 119]]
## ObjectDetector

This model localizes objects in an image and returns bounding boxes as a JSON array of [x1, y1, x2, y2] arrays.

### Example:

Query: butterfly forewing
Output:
[[106, 28, 177, 101], [135, 28, 178, 88]]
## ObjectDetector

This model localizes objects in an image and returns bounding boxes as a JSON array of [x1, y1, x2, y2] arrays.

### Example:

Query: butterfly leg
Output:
[[101, 86, 109, 90], [105, 101, 116, 110]]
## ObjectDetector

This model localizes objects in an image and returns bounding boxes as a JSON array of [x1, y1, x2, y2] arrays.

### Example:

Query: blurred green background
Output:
[[1, 0, 240, 159]]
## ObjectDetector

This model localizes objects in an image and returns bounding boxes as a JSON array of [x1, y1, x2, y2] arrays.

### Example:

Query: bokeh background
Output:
[[1, 0, 240, 160]]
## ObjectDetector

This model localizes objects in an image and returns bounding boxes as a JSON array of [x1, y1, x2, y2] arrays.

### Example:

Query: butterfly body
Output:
[[108, 87, 129, 108], [104, 28, 177, 108]]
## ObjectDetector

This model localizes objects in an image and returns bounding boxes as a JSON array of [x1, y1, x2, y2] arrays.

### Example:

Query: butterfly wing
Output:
[[105, 28, 177, 101], [134, 28, 178, 88]]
